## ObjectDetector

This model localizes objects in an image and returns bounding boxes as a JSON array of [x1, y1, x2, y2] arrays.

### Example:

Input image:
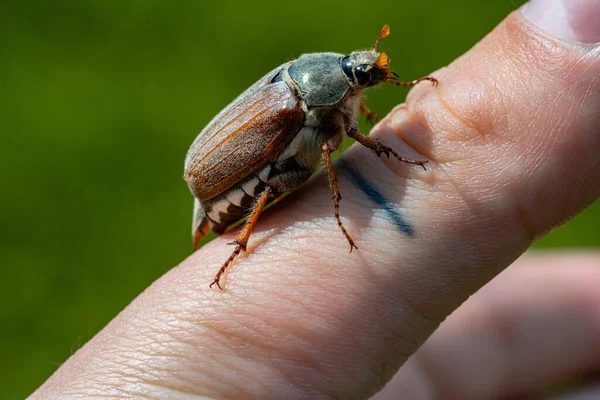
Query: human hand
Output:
[[32, 1, 600, 399]]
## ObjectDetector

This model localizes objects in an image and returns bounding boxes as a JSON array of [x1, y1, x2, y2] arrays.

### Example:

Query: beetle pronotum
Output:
[[184, 25, 437, 289]]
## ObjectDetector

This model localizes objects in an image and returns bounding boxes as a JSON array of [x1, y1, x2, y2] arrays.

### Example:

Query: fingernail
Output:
[[522, 0, 600, 44]]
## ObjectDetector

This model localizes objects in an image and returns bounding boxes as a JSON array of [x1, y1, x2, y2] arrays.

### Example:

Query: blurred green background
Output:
[[1, 1, 598, 397]]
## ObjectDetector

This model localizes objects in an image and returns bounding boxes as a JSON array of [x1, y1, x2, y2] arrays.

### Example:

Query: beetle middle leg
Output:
[[359, 103, 380, 125], [346, 127, 428, 170], [322, 142, 358, 252], [209, 188, 273, 290]]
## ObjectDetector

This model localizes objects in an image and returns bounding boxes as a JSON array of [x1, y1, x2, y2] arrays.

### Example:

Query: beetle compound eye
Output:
[[354, 64, 372, 86], [341, 57, 371, 86], [341, 56, 353, 80]]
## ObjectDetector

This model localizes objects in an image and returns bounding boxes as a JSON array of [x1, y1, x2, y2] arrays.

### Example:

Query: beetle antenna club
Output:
[[373, 24, 390, 51], [184, 24, 438, 289]]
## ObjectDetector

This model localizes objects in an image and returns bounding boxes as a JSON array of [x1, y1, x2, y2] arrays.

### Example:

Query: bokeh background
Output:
[[2, 1, 598, 397]]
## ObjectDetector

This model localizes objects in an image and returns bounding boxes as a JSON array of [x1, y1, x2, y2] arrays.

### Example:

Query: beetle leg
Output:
[[193, 218, 210, 251], [387, 74, 438, 87], [359, 103, 380, 125], [209, 188, 272, 290], [192, 198, 210, 250], [346, 128, 428, 170], [322, 142, 358, 252]]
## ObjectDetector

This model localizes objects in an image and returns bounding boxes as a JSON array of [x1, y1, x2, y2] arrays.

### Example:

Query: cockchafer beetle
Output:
[[184, 25, 438, 289]]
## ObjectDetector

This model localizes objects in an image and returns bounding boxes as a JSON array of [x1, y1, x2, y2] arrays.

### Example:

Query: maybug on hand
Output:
[[184, 25, 437, 289]]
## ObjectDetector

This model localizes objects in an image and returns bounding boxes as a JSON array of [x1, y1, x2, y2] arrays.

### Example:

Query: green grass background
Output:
[[1, 1, 597, 397]]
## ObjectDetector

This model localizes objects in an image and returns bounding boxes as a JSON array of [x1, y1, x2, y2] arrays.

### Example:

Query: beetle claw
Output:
[[375, 148, 390, 159], [227, 240, 245, 250], [209, 279, 223, 290]]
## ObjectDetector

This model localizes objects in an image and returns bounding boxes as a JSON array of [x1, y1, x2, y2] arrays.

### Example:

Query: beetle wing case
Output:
[[184, 63, 305, 201]]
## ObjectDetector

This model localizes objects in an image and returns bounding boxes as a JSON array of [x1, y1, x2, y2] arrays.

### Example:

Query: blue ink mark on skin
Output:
[[339, 159, 414, 236]]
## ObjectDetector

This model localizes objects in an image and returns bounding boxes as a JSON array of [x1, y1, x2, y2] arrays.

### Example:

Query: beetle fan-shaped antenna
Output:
[[373, 24, 390, 51]]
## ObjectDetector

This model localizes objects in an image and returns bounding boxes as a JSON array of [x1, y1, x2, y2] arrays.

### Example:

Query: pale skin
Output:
[[32, 10, 600, 400]]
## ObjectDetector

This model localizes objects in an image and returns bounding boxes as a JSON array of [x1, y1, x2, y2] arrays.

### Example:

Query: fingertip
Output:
[[522, 0, 600, 45]]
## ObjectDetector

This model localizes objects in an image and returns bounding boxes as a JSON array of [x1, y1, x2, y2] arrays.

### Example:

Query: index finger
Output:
[[32, 8, 600, 400]]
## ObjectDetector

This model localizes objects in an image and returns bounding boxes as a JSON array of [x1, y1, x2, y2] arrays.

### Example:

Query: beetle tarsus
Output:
[[209, 279, 223, 291], [348, 241, 358, 253], [208, 189, 272, 289], [347, 128, 429, 167], [210, 244, 243, 290]]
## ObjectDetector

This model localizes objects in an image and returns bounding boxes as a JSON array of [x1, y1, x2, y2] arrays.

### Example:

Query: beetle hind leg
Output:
[[322, 142, 358, 252], [210, 188, 273, 290]]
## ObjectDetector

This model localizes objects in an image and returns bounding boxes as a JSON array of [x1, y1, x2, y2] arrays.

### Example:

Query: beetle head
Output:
[[341, 25, 402, 89]]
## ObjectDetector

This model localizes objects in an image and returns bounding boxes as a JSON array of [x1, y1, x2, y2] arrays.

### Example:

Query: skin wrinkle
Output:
[[240, 244, 355, 290], [209, 308, 317, 362], [136, 382, 213, 400], [68, 389, 131, 400], [111, 300, 258, 397], [87, 371, 147, 398], [372, 270, 444, 348], [437, 88, 486, 142], [104, 350, 192, 392], [240, 277, 324, 314], [68, 375, 133, 399], [192, 266, 380, 400]]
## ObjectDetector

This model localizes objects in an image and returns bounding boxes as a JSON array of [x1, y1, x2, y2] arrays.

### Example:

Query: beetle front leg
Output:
[[210, 188, 273, 290], [359, 103, 380, 125], [346, 128, 428, 170], [387, 73, 438, 87], [322, 142, 358, 252]]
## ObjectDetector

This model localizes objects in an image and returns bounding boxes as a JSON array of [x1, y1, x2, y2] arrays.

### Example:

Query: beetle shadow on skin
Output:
[[338, 158, 413, 236], [335, 108, 434, 238]]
